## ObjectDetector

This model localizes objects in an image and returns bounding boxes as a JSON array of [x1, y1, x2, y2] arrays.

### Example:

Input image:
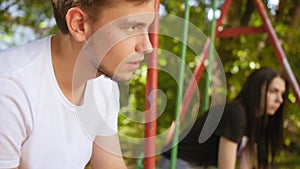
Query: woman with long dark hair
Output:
[[160, 67, 289, 169]]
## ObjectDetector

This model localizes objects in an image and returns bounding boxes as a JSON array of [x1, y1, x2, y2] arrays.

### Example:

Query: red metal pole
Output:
[[217, 26, 265, 37], [216, 0, 233, 37], [144, 0, 160, 168], [254, 0, 300, 107]]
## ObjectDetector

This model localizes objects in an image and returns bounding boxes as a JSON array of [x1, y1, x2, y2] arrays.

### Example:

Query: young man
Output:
[[0, 0, 155, 168]]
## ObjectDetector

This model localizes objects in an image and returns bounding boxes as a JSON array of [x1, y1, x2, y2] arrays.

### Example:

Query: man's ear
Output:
[[65, 7, 90, 42]]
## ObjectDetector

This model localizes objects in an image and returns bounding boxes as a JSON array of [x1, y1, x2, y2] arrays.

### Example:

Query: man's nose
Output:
[[136, 33, 153, 54]]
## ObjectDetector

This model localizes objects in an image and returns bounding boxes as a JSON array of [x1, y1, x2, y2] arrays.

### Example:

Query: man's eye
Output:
[[127, 26, 138, 32]]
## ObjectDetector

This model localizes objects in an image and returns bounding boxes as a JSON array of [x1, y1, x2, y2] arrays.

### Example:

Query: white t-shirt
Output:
[[0, 36, 120, 169]]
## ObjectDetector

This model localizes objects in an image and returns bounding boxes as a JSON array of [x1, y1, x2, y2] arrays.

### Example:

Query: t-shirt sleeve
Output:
[[0, 77, 33, 168], [214, 103, 246, 143]]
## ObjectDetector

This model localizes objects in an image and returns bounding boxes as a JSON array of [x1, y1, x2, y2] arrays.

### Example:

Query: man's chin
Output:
[[111, 73, 133, 83], [97, 67, 135, 82]]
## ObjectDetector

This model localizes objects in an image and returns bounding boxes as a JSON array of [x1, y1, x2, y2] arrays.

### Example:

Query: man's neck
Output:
[[51, 33, 82, 104]]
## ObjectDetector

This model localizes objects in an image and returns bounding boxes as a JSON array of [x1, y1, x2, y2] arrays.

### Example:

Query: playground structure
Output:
[[143, 0, 300, 168]]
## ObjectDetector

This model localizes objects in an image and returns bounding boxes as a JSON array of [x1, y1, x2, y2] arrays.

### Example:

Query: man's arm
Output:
[[0, 78, 32, 169], [218, 136, 238, 169], [90, 135, 127, 169]]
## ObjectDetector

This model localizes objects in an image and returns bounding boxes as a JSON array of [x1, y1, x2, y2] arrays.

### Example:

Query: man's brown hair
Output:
[[51, 0, 152, 34]]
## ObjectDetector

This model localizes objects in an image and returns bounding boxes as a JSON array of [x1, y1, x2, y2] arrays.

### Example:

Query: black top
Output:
[[162, 100, 247, 167]]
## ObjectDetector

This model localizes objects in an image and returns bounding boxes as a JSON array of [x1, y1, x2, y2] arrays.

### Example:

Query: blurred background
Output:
[[1, 0, 299, 168]]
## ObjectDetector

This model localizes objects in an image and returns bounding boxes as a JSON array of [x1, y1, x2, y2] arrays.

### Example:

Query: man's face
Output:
[[88, 1, 155, 82]]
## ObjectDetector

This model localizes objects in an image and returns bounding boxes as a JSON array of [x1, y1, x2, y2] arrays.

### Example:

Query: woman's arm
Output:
[[238, 146, 254, 169], [218, 136, 238, 169]]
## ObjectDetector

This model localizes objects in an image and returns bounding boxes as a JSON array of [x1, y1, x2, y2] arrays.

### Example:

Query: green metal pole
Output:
[[170, 0, 190, 169], [203, 0, 217, 112]]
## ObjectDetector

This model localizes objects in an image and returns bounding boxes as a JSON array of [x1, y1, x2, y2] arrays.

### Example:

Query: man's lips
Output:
[[127, 60, 142, 70]]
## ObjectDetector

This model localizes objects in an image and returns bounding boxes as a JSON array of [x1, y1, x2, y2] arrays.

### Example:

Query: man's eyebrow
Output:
[[123, 21, 147, 26], [118, 16, 155, 26]]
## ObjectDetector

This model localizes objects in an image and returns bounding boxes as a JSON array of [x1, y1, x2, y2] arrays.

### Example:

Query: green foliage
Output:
[[0, 0, 56, 49]]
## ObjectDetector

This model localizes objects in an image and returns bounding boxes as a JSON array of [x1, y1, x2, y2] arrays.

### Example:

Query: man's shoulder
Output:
[[0, 36, 51, 76]]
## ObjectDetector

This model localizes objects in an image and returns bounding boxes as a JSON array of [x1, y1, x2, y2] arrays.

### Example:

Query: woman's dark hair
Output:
[[235, 67, 289, 168]]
